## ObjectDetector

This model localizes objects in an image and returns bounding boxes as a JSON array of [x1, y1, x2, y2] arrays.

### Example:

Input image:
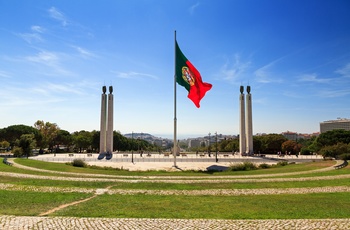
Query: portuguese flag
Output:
[[175, 41, 212, 108]]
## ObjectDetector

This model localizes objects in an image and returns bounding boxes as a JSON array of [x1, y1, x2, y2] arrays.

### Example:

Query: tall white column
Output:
[[239, 86, 246, 155], [99, 86, 107, 153], [106, 86, 114, 154], [245, 86, 253, 154]]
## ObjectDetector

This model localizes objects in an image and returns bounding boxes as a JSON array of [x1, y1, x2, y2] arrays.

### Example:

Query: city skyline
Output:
[[1, 1, 350, 139]]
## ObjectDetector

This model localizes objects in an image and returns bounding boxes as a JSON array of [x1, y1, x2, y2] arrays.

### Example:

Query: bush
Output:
[[277, 161, 288, 166], [12, 147, 23, 157], [229, 161, 258, 171], [72, 159, 87, 167], [338, 153, 350, 161], [259, 163, 271, 169]]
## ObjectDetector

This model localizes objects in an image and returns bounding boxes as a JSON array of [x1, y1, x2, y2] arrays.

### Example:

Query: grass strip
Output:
[[0, 190, 91, 216], [53, 193, 350, 219]]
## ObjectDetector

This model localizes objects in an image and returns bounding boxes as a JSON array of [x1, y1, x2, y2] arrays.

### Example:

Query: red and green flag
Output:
[[176, 41, 212, 108]]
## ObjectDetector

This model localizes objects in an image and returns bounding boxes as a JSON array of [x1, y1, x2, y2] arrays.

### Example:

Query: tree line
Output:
[[0, 121, 158, 157], [189, 130, 350, 160], [1, 121, 350, 160]]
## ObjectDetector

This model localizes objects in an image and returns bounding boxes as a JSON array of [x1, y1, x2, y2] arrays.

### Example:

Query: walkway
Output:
[[1, 215, 349, 230]]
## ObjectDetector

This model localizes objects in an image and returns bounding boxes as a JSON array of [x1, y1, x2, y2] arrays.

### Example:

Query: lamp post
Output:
[[208, 132, 211, 157], [215, 132, 218, 162]]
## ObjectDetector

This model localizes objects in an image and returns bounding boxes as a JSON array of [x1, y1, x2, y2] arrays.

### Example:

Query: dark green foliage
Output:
[[277, 161, 288, 166], [72, 159, 87, 167], [317, 129, 350, 147], [259, 163, 271, 169], [338, 153, 350, 160], [0, 125, 40, 147], [229, 161, 258, 171]]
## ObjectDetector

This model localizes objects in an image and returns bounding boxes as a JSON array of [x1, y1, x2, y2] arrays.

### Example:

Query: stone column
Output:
[[106, 86, 114, 154], [239, 86, 246, 155], [245, 86, 253, 154], [99, 86, 107, 153]]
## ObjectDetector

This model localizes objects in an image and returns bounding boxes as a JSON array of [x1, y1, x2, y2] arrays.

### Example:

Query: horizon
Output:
[[1, 1, 350, 137]]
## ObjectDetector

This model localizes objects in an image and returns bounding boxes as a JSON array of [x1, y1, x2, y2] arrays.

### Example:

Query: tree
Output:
[[0, 125, 39, 147], [56, 130, 73, 152], [319, 143, 350, 159], [34, 120, 60, 151], [256, 134, 287, 154], [281, 140, 301, 155], [72, 130, 92, 153], [317, 129, 350, 147], [0, 140, 10, 152], [16, 134, 36, 158]]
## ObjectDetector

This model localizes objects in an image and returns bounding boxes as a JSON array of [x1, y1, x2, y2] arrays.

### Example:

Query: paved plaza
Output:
[[1, 215, 350, 230], [31, 153, 323, 171]]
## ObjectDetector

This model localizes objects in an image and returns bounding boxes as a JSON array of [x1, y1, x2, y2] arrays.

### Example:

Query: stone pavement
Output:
[[1, 216, 349, 230]]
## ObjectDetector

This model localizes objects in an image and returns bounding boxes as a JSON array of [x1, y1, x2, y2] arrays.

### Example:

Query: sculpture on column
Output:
[[99, 85, 114, 160]]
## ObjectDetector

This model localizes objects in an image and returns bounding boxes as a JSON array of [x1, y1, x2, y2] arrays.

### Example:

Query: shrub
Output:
[[72, 159, 86, 167], [259, 163, 271, 169], [229, 161, 258, 171], [12, 147, 23, 157], [277, 161, 288, 166], [338, 153, 350, 161]]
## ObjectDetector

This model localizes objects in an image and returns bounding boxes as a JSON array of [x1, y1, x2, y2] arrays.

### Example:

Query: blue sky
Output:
[[1, 0, 350, 138]]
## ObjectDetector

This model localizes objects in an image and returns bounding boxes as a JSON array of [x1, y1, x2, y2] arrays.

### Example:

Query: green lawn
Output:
[[0, 190, 92, 216], [53, 193, 350, 219]]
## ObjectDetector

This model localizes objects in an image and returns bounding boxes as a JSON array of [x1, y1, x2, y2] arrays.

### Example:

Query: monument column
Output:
[[99, 86, 107, 153], [245, 86, 253, 155], [239, 86, 246, 155], [106, 86, 114, 154]]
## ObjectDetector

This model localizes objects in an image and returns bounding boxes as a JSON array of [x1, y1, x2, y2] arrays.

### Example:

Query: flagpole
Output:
[[173, 30, 177, 168]]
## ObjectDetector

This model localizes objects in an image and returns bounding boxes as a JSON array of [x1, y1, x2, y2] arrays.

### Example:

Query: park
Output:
[[0, 151, 349, 229]]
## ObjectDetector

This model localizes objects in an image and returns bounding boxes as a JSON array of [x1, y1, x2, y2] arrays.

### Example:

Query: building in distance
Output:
[[320, 118, 350, 133]]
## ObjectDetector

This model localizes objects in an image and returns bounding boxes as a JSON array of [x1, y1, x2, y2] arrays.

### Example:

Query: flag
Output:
[[175, 41, 212, 108]]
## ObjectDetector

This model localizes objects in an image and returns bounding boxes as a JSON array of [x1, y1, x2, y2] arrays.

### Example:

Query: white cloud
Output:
[[113, 71, 158, 80], [317, 89, 350, 98], [48, 7, 68, 26], [25, 51, 73, 76], [297, 73, 331, 83], [189, 2, 200, 15], [221, 54, 250, 82], [71, 46, 96, 59], [31, 25, 45, 33], [18, 33, 43, 44], [0, 70, 11, 78], [254, 59, 284, 84], [336, 63, 350, 77]]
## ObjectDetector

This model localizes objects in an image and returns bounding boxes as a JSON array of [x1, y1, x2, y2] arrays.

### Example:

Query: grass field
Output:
[[0, 157, 349, 219]]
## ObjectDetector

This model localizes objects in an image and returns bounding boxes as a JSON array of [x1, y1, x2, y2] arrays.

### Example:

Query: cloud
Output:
[[71, 45, 96, 59], [317, 89, 350, 98], [31, 25, 45, 33], [25, 51, 73, 76], [336, 63, 350, 78], [0, 70, 11, 78], [189, 2, 200, 15], [18, 33, 43, 44], [221, 54, 251, 82], [113, 71, 158, 80], [254, 59, 284, 84], [297, 73, 332, 83], [48, 7, 68, 26]]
